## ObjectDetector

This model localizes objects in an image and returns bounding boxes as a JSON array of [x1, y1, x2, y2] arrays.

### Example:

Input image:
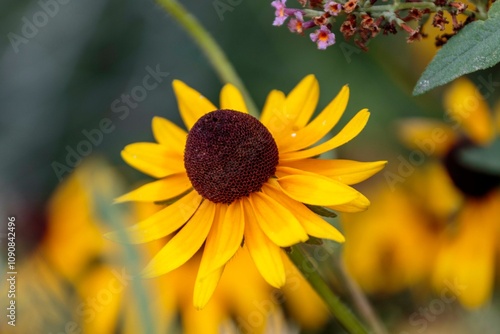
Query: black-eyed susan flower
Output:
[[108, 75, 386, 308], [397, 77, 500, 308], [342, 162, 458, 295]]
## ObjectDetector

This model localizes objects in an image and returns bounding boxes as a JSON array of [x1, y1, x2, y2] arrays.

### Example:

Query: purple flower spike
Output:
[[310, 26, 336, 50]]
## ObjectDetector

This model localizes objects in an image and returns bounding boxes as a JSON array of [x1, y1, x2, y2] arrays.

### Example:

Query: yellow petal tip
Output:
[[172, 79, 184, 87]]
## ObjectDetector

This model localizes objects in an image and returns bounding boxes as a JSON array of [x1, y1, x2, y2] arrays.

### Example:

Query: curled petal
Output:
[[276, 166, 360, 206], [282, 159, 386, 185], [280, 109, 370, 161]]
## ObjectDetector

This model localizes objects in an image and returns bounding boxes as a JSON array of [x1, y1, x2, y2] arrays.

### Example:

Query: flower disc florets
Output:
[[184, 109, 279, 204]]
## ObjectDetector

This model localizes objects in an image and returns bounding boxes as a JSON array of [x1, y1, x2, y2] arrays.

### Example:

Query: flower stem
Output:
[[156, 0, 260, 118], [305, 2, 487, 20], [339, 259, 388, 334], [288, 245, 369, 334]]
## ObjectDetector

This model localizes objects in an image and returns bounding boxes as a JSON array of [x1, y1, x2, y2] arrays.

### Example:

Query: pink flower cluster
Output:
[[271, 0, 336, 50]]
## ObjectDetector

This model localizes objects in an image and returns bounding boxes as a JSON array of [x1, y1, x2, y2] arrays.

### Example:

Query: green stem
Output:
[[89, 161, 156, 334], [338, 260, 388, 334], [305, 2, 487, 20], [288, 245, 368, 334], [362, 2, 437, 12], [156, 0, 260, 118]]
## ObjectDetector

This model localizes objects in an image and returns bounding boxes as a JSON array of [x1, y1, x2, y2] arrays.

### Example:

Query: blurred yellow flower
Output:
[[397, 77, 500, 308], [109, 75, 386, 308], [1, 160, 162, 334], [342, 160, 460, 292], [432, 79, 500, 308]]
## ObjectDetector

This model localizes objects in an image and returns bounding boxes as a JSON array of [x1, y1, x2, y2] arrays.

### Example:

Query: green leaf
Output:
[[305, 204, 338, 218], [305, 236, 324, 245], [154, 189, 193, 206], [459, 138, 500, 176], [413, 2, 500, 95]]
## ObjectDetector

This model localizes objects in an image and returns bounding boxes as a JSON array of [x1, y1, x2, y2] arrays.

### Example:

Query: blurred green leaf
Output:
[[306, 204, 338, 218], [305, 236, 324, 245], [460, 138, 500, 176], [413, 1, 500, 95]]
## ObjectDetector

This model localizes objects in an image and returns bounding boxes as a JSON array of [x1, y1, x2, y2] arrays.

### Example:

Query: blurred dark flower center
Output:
[[184, 109, 279, 204], [444, 140, 500, 198]]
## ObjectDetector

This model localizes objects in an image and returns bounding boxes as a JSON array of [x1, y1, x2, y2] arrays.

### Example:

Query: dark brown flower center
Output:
[[184, 109, 279, 204], [444, 140, 500, 198]]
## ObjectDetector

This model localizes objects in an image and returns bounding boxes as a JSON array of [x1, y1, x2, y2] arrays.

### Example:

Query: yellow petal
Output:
[[198, 201, 244, 278], [263, 182, 344, 242], [456, 198, 497, 308], [396, 118, 457, 157], [121, 142, 184, 178], [276, 166, 359, 206], [173, 80, 217, 130], [243, 199, 286, 288], [444, 78, 494, 145], [152, 116, 187, 150], [284, 75, 320, 129], [141, 200, 216, 278], [194, 265, 224, 310], [260, 89, 286, 130], [327, 192, 370, 213], [249, 191, 308, 247], [433, 198, 497, 308], [279, 85, 349, 152], [282, 159, 386, 185], [220, 84, 248, 113], [105, 191, 202, 244], [408, 162, 461, 220], [260, 76, 319, 147], [280, 109, 370, 161], [114, 173, 192, 203]]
